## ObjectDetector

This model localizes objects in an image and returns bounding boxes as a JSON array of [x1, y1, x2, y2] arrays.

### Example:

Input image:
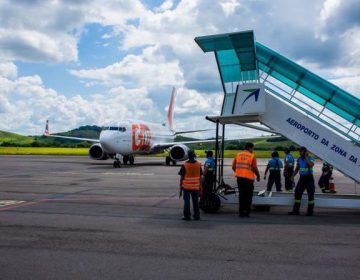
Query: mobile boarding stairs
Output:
[[195, 31, 360, 212]]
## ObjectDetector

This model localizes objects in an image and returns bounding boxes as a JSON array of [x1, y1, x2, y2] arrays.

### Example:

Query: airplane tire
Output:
[[123, 156, 129, 165], [165, 156, 171, 166], [172, 160, 176, 165], [113, 161, 120, 168], [200, 193, 221, 213], [129, 156, 134, 165]]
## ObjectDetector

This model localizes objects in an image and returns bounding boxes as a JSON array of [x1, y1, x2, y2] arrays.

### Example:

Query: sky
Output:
[[0, 0, 359, 136]]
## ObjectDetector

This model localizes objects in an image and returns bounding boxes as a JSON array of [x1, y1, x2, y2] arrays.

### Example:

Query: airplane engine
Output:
[[169, 144, 190, 161], [89, 143, 109, 160]]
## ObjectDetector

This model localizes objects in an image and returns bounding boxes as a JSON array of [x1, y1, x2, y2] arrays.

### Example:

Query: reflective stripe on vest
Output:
[[298, 157, 314, 175], [183, 161, 201, 191], [235, 151, 255, 180]]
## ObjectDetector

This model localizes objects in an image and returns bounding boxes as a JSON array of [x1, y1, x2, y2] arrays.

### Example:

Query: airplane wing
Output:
[[152, 135, 274, 150], [174, 129, 214, 135], [45, 134, 100, 142], [43, 120, 99, 143]]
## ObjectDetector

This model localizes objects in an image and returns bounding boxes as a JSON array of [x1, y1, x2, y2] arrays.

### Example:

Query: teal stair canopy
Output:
[[195, 31, 360, 129], [195, 30, 258, 86], [256, 43, 360, 126]]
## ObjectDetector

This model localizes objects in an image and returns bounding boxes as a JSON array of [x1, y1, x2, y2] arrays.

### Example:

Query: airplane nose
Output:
[[100, 132, 116, 153]]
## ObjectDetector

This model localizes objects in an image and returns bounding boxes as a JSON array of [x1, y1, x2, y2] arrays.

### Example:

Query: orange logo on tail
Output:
[[132, 124, 151, 151]]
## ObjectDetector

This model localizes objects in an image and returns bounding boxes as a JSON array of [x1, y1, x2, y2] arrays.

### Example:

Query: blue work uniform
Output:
[[266, 157, 283, 191], [284, 153, 295, 191], [284, 154, 295, 168], [292, 156, 316, 215], [202, 157, 215, 196]]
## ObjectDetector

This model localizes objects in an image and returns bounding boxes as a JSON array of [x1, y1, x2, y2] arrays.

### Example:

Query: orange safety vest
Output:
[[182, 161, 201, 191], [235, 151, 255, 180]]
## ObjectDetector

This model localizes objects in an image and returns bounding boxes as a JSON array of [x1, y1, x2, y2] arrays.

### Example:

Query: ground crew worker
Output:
[[178, 150, 202, 221], [202, 150, 215, 198], [232, 142, 260, 217], [318, 162, 333, 193], [264, 151, 283, 192], [283, 148, 295, 191], [288, 147, 315, 216]]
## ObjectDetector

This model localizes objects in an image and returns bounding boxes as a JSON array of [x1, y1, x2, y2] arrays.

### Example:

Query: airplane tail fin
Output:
[[167, 87, 176, 130], [44, 120, 50, 136]]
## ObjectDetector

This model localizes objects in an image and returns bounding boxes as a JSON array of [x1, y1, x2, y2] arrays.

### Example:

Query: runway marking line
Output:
[[0, 200, 33, 211], [0, 200, 25, 207]]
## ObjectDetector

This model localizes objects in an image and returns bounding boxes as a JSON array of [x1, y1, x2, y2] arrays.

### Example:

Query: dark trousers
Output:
[[183, 190, 200, 219], [237, 177, 254, 216], [284, 167, 294, 191], [318, 172, 332, 191], [292, 175, 315, 213], [202, 172, 214, 198], [267, 170, 282, 191]]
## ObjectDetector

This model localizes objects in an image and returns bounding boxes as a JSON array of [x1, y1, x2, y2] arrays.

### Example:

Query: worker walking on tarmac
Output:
[[202, 150, 215, 198], [264, 151, 283, 192], [232, 143, 260, 217], [318, 162, 333, 193], [178, 150, 203, 221], [283, 148, 295, 191], [288, 147, 316, 216]]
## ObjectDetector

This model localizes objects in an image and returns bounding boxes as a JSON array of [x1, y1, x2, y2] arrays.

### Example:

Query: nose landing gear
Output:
[[113, 159, 121, 168]]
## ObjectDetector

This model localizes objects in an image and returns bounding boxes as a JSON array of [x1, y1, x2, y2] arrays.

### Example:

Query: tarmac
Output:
[[0, 155, 359, 280]]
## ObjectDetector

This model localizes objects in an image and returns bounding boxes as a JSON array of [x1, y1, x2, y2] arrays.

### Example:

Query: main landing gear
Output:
[[113, 154, 135, 168], [165, 156, 177, 166], [123, 155, 135, 165]]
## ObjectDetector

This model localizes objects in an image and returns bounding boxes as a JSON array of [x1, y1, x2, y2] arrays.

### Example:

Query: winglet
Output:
[[44, 120, 50, 136], [167, 87, 176, 130]]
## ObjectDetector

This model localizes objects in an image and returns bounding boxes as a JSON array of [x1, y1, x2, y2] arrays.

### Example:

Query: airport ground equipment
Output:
[[195, 31, 360, 212]]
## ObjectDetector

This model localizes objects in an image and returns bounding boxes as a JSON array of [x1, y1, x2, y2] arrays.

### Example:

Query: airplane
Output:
[[45, 87, 275, 167], [44, 88, 225, 167]]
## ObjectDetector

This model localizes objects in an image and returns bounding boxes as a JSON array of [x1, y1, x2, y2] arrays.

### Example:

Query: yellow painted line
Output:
[[0, 200, 26, 207]]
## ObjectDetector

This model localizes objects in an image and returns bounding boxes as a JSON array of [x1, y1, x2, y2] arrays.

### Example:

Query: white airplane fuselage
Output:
[[99, 120, 175, 156]]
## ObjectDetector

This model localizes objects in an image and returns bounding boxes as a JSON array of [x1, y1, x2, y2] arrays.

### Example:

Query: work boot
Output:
[[288, 202, 300, 215], [306, 204, 314, 216]]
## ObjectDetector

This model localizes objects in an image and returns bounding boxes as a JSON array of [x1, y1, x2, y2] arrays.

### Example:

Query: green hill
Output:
[[177, 135, 298, 151], [0, 125, 101, 147], [0, 131, 34, 146]]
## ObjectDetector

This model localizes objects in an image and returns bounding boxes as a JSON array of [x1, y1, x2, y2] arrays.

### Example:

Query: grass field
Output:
[[0, 147, 286, 158], [0, 147, 89, 155]]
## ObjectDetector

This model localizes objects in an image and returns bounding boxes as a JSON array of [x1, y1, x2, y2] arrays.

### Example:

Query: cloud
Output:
[[220, 0, 241, 16], [0, 61, 17, 79], [318, 0, 360, 39], [70, 45, 185, 89], [0, 0, 145, 63], [0, 0, 359, 137], [0, 71, 162, 135]]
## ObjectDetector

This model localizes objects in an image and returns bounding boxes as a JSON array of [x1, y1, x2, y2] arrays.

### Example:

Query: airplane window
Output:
[[110, 127, 119, 131], [119, 127, 127, 132]]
